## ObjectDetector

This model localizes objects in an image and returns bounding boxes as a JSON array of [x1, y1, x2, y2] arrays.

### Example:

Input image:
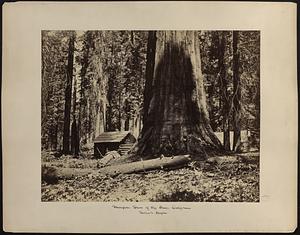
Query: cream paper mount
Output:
[[2, 1, 297, 233]]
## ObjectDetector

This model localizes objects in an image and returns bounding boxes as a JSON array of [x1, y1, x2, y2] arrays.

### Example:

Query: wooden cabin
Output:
[[94, 131, 136, 158]]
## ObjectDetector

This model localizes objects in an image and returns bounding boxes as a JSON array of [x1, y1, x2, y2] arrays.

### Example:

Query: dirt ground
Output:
[[41, 152, 259, 202]]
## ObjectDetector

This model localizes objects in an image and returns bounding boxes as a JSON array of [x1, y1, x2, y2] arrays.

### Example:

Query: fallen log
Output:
[[42, 164, 94, 183], [42, 155, 191, 182], [98, 154, 191, 176]]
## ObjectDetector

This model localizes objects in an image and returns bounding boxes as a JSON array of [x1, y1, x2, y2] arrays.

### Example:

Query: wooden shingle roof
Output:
[[94, 131, 131, 143]]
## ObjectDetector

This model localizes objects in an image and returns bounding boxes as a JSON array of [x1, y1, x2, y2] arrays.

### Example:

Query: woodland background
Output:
[[41, 30, 260, 156], [41, 30, 260, 202]]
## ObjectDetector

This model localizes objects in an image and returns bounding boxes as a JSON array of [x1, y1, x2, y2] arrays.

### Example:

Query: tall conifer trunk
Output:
[[106, 42, 115, 131], [131, 31, 223, 159], [78, 32, 91, 150], [232, 31, 241, 152], [71, 70, 79, 156], [62, 32, 75, 154], [218, 32, 231, 151]]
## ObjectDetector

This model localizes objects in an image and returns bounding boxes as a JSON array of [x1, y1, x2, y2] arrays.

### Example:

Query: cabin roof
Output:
[[94, 131, 132, 143]]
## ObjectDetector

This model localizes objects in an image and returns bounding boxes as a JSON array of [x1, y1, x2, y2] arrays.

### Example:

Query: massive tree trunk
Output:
[[218, 32, 231, 151], [130, 31, 223, 159], [232, 31, 241, 152], [62, 32, 75, 154]]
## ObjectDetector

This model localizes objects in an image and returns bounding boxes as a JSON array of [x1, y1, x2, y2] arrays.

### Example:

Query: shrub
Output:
[[42, 165, 59, 184], [151, 186, 204, 202]]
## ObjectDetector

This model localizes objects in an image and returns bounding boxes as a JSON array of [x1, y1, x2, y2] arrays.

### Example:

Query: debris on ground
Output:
[[41, 151, 259, 202]]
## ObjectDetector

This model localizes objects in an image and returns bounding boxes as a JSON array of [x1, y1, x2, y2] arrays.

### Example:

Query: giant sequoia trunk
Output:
[[62, 33, 75, 154], [232, 31, 241, 152], [130, 31, 223, 159], [142, 31, 157, 124]]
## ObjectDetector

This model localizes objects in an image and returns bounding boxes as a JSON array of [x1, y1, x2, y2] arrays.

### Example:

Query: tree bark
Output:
[[102, 102, 106, 132], [95, 104, 101, 137], [106, 96, 113, 131], [71, 66, 80, 156], [142, 31, 157, 124], [62, 32, 75, 154], [106, 42, 115, 131], [218, 32, 231, 151], [41, 33, 48, 144], [130, 31, 223, 159], [118, 77, 122, 131], [53, 118, 58, 150], [42, 164, 93, 181], [78, 32, 92, 148], [232, 31, 241, 152], [125, 117, 130, 131], [71, 119, 79, 156], [124, 99, 130, 131]]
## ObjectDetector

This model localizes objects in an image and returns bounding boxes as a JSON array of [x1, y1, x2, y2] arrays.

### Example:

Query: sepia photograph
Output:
[[41, 30, 260, 202], [3, 1, 297, 232]]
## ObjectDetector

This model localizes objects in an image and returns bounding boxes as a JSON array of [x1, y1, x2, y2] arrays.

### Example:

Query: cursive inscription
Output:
[[112, 204, 191, 215]]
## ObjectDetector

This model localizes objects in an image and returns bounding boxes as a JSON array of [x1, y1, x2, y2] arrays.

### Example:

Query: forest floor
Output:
[[41, 151, 259, 202]]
